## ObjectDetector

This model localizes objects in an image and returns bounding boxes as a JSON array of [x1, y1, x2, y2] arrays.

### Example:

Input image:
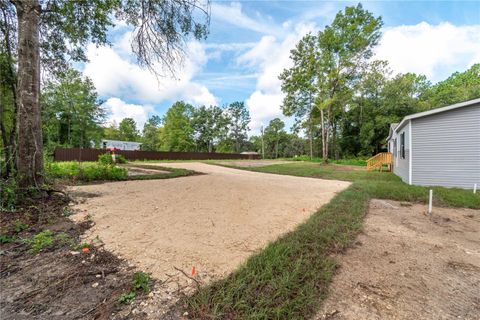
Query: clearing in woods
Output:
[[69, 162, 350, 316]]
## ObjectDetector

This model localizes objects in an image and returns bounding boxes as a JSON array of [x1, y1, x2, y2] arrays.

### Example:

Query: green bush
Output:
[[98, 153, 127, 165], [0, 176, 17, 211], [98, 153, 114, 165], [46, 161, 128, 182]]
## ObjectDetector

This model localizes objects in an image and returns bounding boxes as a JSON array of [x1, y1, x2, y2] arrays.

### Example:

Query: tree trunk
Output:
[[275, 138, 279, 159], [320, 108, 328, 161], [308, 93, 313, 159], [325, 107, 330, 161], [15, 0, 43, 189]]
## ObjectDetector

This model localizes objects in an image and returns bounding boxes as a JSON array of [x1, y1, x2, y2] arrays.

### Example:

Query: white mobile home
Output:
[[387, 98, 480, 189], [101, 139, 142, 151]]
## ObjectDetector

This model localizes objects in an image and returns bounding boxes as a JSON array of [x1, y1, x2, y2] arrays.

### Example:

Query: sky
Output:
[[78, 1, 480, 134]]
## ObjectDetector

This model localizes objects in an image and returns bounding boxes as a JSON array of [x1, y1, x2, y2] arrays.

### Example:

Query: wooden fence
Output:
[[53, 148, 261, 162]]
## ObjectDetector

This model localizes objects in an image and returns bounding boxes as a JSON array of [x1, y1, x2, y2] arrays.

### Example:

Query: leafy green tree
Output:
[[192, 105, 228, 152], [315, 4, 382, 160], [279, 33, 316, 159], [103, 122, 120, 141], [160, 101, 194, 151], [2, 0, 210, 188], [141, 115, 162, 151], [264, 118, 286, 159], [225, 101, 250, 153], [423, 63, 480, 108], [42, 69, 105, 153], [118, 118, 140, 142], [281, 4, 382, 161]]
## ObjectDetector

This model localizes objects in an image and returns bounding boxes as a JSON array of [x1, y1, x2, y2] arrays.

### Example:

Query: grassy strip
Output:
[[185, 162, 479, 319], [281, 156, 367, 166], [231, 162, 480, 209]]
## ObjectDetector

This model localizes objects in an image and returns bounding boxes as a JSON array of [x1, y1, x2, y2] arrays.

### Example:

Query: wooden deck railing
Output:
[[366, 152, 393, 171]]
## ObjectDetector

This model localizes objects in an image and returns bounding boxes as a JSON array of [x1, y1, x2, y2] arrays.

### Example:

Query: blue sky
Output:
[[80, 1, 480, 134]]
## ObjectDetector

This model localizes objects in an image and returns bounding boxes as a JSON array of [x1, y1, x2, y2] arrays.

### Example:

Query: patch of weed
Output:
[[133, 272, 151, 293], [24, 230, 55, 253], [118, 291, 136, 304], [0, 234, 16, 244], [13, 219, 29, 233]]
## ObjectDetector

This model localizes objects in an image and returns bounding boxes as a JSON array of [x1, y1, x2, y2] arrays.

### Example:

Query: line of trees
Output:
[[1, 0, 210, 190], [279, 4, 480, 161], [103, 101, 252, 154]]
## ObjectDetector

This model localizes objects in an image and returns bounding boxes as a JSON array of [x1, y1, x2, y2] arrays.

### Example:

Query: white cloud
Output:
[[211, 2, 283, 37], [238, 23, 315, 133], [103, 97, 154, 130], [375, 22, 480, 80], [83, 37, 218, 107]]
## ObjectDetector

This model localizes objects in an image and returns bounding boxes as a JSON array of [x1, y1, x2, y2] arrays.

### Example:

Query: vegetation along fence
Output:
[[54, 148, 261, 162]]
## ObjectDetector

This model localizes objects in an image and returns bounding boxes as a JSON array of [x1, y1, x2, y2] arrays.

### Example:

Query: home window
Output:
[[400, 132, 405, 159]]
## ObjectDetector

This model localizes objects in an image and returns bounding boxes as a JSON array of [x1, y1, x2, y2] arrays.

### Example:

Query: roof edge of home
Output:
[[391, 98, 480, 135]]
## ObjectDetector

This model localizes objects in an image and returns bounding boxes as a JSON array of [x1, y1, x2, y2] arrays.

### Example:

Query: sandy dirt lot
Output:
[[69, 162, 349, 314], [317, 199, 480, 320]]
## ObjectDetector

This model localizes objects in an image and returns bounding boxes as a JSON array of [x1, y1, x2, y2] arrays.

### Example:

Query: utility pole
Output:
[[261, 126, 265, 159]]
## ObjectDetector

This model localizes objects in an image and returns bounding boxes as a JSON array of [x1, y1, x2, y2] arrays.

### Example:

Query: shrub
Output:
[[116, 154, 127, 164], [0, 176, 17, 211], [98, 153, 114, 165], [98, 153, 127, 165], [46, 161, 128, 182]]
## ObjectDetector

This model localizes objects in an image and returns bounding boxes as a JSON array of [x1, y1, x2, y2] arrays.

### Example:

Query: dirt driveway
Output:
[[69, 163, 349, 295], [317, 199, 480, 320]]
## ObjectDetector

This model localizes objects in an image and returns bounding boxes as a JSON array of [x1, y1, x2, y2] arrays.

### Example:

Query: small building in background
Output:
[[101, 139, 142, 151], [387, 98, 480, 189]]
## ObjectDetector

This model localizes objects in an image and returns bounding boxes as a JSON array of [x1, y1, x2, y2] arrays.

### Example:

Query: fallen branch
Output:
[[173, 266, 200, 289]]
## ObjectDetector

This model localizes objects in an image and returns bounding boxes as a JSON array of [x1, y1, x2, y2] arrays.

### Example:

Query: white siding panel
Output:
[[393, 125, 410, 183], [411, 103, 480, 189]]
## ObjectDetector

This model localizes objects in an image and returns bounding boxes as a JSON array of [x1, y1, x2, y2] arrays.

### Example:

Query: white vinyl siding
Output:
[[411, 103, 480, 189], [393, 124, 410, 183]]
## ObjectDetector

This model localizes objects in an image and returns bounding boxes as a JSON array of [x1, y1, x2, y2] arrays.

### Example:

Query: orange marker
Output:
[[82, 247, 90, 253], [191, 266, 196, 277]]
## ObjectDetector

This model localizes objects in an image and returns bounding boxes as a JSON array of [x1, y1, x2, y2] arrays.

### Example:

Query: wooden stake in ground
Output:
[[428, 189, 433, 217]]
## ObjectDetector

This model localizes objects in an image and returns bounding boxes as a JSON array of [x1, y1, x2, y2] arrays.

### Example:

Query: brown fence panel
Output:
[[54, 148, 261, 162]]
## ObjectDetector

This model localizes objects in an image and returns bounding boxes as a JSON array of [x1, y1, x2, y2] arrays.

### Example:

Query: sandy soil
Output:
[[317, 199, 480, 320], [69, 162, 349, 315], [215, 159, 292, 167], [126, 166, 169, 176]]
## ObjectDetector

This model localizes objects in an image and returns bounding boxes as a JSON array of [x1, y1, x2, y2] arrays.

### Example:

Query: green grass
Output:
[[185, 162, 479, 319], [283, 156, 368, 166]]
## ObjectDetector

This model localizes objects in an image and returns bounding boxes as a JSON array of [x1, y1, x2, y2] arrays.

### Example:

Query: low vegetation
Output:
[[185, 162, 479, 318], [119, 272, 151, 304], [287, 156, 368, 166], [46, 161, 128, 182]]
